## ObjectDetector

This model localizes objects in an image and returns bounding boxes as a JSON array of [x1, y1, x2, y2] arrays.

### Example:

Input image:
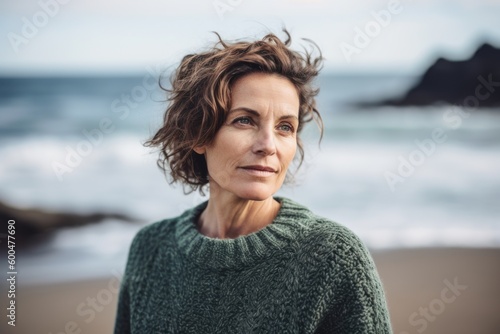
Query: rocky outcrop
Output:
[[373, 43, 500, 107], [0, 201, 138, 246]]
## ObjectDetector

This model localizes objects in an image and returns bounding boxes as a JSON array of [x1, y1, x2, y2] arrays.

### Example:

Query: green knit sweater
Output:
[[114, 197, 392, 333]]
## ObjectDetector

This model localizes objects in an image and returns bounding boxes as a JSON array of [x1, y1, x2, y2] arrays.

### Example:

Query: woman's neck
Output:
[[197, 193, 281, 239]]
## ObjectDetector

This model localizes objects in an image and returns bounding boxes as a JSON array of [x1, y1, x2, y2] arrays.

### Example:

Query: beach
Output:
[[376, 248, 500, 334], [2, 247, 499, 334]]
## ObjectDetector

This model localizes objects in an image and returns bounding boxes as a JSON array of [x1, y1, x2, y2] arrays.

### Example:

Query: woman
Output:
[[114, 30, 392, 333]]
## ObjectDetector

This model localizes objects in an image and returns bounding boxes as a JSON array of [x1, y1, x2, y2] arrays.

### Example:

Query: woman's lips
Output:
[[239, 165, 277, 176]]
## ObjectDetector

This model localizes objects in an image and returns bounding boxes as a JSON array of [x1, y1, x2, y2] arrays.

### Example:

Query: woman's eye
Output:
[[234, 117, 252, 125], [278, 123, 294, 133]]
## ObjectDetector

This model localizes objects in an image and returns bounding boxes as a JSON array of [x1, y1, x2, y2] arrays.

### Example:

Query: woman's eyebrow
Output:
[[228, 107, 260, 116], [279, 114, 299, 122], [229, 107, 298, 121]]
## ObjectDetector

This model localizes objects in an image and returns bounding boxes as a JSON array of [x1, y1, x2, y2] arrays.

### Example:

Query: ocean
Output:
[[1, 74, 499, 284]]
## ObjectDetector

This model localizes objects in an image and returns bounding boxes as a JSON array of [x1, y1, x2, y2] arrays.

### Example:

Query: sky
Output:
[[1, 0, 499, 76]]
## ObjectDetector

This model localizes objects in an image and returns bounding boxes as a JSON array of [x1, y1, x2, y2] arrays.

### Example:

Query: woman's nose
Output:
[[252, 126, 277, 156]]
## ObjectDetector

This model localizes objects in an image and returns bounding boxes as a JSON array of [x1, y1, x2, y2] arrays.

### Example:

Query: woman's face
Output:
[[195, 72, 300, 201]]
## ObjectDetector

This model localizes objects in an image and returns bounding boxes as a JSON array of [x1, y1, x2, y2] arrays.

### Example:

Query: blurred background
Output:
[[0, 0, 499, 333]]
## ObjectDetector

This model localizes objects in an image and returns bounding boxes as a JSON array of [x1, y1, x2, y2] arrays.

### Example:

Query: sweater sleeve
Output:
[[113, 225, 148, 334], [314, 227, 393, 334], [113, 276, 131, 334]]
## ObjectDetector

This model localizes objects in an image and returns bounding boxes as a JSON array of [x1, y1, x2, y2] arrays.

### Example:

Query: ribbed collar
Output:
[[174, 197, 311, 270]]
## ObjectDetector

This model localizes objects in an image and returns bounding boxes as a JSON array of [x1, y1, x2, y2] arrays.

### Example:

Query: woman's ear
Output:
[[193, 146, 206, 155]]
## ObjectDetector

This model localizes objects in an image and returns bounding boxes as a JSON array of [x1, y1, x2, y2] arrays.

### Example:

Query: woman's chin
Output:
[[233, 185, 278, 202], [209, 179, 282, 202]]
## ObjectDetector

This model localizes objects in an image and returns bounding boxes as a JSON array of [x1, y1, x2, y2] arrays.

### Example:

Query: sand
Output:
[[376, 248, 500, 334], [1, 277, 119, 334], [1, 247, 499, 334]]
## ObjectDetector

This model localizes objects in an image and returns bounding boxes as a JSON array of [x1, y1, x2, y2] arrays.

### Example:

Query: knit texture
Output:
[[113, 197, 392, 333]]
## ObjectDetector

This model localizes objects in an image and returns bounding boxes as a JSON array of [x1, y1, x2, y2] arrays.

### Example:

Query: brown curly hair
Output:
[[145, 29, 324, 193]]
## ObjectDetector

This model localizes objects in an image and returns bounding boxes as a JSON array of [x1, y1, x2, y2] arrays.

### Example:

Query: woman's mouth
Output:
[[239, 165, 277, 176]]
